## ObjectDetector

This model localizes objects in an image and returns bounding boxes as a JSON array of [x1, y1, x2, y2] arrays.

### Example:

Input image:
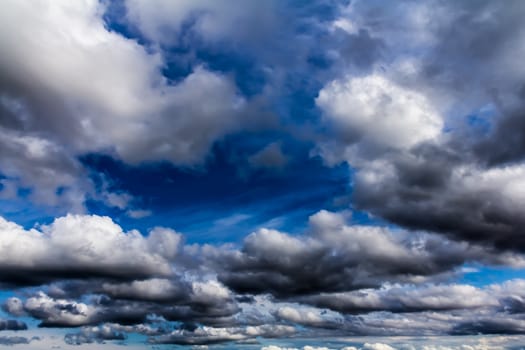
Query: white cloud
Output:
[[362, 344, 397, 350], [0, 0, 253, 208], [316, 73, 443, 153], [0, 214, 182, 279]]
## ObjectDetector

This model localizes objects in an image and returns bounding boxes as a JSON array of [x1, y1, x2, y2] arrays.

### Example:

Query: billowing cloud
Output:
[[212, 210, 524, 296], [314, 0, 525, 254], [0, 214, 182, 286], [0, 0, 264, 210], [316, 73, 442, 152], [0, 210, 523, 346], [1, 1, 525, 346]]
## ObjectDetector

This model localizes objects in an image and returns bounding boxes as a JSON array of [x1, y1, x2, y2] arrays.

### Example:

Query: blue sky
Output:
[[0, 0, 525, 349]]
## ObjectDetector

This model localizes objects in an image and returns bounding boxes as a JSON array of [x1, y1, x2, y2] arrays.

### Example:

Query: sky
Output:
[[1, 0, 525, 349]]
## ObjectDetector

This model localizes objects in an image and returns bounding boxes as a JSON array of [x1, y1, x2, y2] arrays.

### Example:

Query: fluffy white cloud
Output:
[[23, 292, 99, 327], [316, 73, 443, 153], [0, 0, 254, 208], [0, 214, 182, 280]]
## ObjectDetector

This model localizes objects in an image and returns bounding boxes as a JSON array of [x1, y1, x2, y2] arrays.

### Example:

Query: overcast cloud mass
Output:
[[1, 0, 525, 348]]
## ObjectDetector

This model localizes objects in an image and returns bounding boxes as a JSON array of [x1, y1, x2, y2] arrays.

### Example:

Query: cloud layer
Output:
[[0, 212, 524, 345], [1, 0, 525, 348]]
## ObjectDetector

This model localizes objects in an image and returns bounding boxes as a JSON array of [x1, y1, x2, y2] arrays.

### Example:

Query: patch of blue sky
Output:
[[81, 132, 352, 243], [0, 198, 56, 230], [458, 265, 525, 287], [195, 48, 268, 98], [465, 103, 498, 136], [0, 291, 39, 329], [102, 0, 152, 48], [0, 290, 14, 317]]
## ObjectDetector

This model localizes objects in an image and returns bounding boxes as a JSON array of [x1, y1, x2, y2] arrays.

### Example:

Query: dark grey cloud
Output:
[[7, 287, 238, 329], [350, 146, 525, 252], [210, 211, 522, 297], [314, 0, 525, 254], [0, 319, 27, 331], [248, 142, 288, 170], [8, 278, 525, 343], [473, 108, 525, 167], [451, 318, 525, 336], [500, 296, 525, 314]]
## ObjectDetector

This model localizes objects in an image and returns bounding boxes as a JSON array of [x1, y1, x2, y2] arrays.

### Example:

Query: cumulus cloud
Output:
[[212, 210, 523, 297], [0, 210, 523, 343], [0, 214, 183, 286], [316, 73, 442, 152], [0, 0, 264, 209], [313, 0, 525, 254], [0, 210, 522, 332], [0, 1, 250, 164], [1, 0, 525, 346]]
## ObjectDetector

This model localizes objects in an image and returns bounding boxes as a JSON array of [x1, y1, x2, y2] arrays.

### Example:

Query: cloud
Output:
[[0, 1, 248, 165], [351, 155, 525, 252], [294, 284, 495, 314], [1, 0, 525, 346], [316, 73, 442, 152], [64, 325, 126, 345], [451, 318, 525, 336], [0, 336, 38, 346], [362, 344, 396, 350], [0, 212, 524, 342], [249, 142, 288, 170], [212, 210, 522, 297], [150, 324, 296, 345], [0, 319, 27, 331], [124, 0, 280, 46], [0, 214, 183, 286], [8, 281, 239, 328], [313, 0, 525, 254], [0, 0, 264, 209]]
